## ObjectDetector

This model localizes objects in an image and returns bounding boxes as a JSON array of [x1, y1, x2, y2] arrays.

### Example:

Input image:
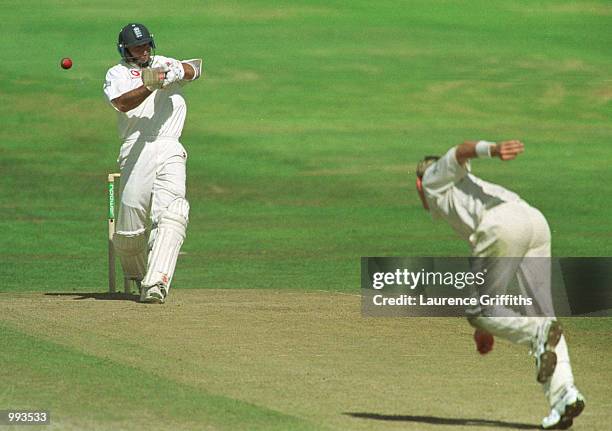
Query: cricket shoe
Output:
[[541, 385, 585, 429], [532, 319, 563, 383], [140, 283, 167, 304]]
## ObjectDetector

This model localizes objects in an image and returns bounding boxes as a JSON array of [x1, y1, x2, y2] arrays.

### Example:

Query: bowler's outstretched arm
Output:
[[455, 140, 524, 166]]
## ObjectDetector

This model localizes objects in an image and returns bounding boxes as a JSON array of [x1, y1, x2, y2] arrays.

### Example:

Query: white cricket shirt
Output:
[[103, 55, 199, 143], [422, 147, 522, 241]]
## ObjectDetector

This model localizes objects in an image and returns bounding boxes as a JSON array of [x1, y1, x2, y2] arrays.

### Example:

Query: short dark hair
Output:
[[416, 156, 440, 179]]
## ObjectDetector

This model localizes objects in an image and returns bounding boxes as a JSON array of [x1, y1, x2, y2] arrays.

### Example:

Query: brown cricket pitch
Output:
[[0, 289, 609, 430]]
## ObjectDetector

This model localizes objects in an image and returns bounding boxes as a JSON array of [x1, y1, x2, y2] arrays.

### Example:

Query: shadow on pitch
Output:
[[344, 413, 539, 430], [44, 292, 140, 302]]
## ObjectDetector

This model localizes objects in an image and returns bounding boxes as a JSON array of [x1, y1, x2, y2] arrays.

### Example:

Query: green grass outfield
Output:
[[1, 1, 611, 429]]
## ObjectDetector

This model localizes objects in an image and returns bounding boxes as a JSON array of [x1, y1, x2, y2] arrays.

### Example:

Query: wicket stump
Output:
[[107, 173, 132, 293]]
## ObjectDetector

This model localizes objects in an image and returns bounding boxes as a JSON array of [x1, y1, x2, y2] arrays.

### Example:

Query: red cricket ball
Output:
[[474, 329, 494, 355], [60, 58, 73, 69]]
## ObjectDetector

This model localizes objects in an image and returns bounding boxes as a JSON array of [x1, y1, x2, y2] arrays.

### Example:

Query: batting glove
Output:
[[142, 67, 166, 91], [162, 60, 185, 87]]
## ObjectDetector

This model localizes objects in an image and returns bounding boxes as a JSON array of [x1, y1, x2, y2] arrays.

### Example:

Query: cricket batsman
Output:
[[415, 140, 585, 429], [103, 23, 202, 303]]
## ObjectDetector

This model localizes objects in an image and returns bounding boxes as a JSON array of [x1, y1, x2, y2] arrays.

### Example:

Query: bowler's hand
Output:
[[493, 140, 524, 161]]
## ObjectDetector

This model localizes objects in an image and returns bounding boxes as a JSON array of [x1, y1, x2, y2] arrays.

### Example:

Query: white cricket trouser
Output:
[[467, 201, 575, 407], [116, 137, 187, 236], [114, 136, 188, 284]]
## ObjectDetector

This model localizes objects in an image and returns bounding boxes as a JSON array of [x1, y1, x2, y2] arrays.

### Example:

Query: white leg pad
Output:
[[543, 335, 575, 405], [112, 230, 147, 280], [142, 198, 189, 290]]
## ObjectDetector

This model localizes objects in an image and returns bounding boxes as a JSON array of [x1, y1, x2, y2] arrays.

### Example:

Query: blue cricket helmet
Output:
[[117, 23, 156, 63]]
